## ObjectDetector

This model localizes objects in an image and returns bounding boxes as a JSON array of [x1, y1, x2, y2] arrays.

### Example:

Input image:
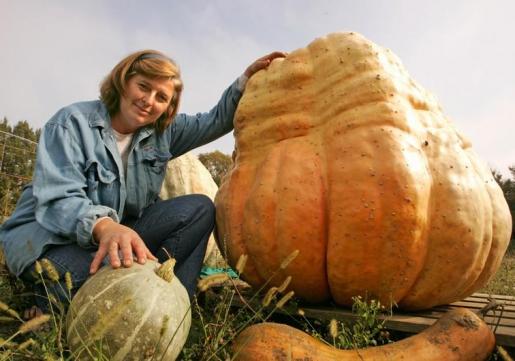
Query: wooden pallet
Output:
[[294, 293, 515, 347]]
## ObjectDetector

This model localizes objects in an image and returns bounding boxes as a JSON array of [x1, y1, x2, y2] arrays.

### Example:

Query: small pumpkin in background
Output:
[[215, 31, 512, 310], [160, 151, 225, 267], [66, 259, 191, 361]]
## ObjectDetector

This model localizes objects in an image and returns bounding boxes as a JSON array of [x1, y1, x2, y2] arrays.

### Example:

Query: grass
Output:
[[479, 242, 515, 296], [0, 242, 514, 360], [0, 251, 307, 360]]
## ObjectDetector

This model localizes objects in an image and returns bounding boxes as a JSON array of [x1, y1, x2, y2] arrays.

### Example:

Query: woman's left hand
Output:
[[244, 51, 288, 78]]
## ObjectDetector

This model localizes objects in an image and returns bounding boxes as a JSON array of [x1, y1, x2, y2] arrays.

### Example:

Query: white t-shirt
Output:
[[111, 128, 134, 177]]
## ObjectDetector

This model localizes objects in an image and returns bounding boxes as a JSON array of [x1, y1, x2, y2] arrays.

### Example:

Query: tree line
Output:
[[0, 117, 513, 242], [492, 168, 515, 242], [0, 118, 39, 220]]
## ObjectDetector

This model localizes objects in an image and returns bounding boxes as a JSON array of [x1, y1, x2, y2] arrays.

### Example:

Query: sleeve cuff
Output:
[[76, 207, 119, 248], [236, 74, 249, 92]]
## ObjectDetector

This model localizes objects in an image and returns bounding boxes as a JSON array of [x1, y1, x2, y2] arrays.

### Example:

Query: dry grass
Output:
[[0, 242, 513, 359], [480, 242, 515, 296]]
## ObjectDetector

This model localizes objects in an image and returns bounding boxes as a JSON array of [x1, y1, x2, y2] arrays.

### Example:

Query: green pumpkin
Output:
[[66, 259, 191, 360]]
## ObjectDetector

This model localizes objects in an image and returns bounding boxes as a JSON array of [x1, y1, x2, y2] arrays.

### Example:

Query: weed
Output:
[[180, 252, 299, 361], [327, 296, 391, 349], [0, 250, 300, 360], [1, 243, 513, 360]]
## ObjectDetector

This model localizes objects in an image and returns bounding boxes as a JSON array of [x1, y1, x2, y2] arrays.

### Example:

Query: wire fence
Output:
[[0, 130, 38, 220]]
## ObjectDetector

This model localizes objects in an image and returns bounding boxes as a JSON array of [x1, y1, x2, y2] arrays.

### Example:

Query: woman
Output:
[[0, 49, 285, 313]]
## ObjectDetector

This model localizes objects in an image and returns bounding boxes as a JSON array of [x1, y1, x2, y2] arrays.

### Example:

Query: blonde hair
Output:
[[100, 50, 183, 133]]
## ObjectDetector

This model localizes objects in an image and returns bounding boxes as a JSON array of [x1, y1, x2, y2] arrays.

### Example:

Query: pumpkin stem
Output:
[[478, 298, 501, 317], [155, 258, 176, 282]]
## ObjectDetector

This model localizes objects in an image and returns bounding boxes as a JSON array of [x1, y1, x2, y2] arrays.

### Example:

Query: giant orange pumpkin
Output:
[[215, 32, 512, 310]]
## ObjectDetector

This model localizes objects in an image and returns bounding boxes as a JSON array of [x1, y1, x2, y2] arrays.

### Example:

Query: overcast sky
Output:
[[1, 0, 514, 177]]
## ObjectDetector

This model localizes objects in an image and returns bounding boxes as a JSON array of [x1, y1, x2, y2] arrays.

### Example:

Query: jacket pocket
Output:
[[141, 148, 171, 203], [142, 148, 171, 174], [84, 160, 117, 206]]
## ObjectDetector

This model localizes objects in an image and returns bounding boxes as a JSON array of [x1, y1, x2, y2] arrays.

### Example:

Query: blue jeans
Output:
[[21, 194, 213, 311]]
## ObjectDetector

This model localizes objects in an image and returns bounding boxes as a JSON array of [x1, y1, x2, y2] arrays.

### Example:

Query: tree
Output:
[[493, 166, 515, 242], [198, 150, 233, 186], [0, 118, 39, 220], [507, 166, 515, 242]]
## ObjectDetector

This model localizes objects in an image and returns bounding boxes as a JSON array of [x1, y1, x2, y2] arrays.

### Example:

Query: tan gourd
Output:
[[160, 152, 224, 267], [66, 259, 191, 361], [215, 32, 512, 310], [232, 308, 495, 361]]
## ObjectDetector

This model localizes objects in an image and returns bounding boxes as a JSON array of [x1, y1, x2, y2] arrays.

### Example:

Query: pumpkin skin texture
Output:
[[66, 260, 191, 361], [231, 308, 495, 361], [215, 32, 512, 310]]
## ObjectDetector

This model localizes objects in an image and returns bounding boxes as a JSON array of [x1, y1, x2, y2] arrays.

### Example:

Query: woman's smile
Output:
[[133, 102, 151, 116]]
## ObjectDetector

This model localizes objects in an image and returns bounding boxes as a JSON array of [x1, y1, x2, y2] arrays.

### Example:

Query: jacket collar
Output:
[[88, 101, 111, 129]]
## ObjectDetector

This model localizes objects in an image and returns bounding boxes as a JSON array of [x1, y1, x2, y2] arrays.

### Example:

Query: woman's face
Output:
[[112, 74, 174, 134]]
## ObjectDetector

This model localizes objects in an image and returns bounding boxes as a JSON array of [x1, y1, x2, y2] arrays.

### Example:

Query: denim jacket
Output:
[[0, 79, 242, 276]]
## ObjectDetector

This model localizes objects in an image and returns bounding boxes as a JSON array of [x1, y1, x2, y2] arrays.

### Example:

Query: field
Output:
[[0, 242, 513, 359], [480, 243, 515, 297]]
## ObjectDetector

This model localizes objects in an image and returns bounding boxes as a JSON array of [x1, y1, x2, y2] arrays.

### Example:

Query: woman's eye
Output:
[[138, 83, 149, 91]]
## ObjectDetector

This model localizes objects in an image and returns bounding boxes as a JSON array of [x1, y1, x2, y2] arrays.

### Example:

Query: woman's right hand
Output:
[[89, 218, 157, 274]]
